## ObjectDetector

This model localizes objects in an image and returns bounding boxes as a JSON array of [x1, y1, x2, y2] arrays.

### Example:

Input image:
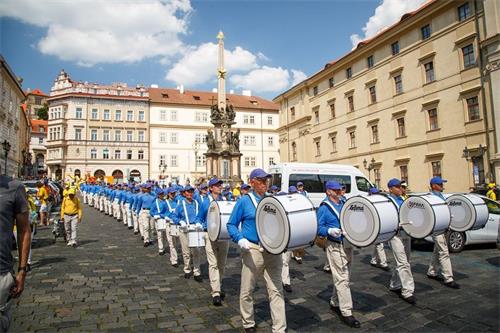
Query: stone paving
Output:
[[10, 202, 500, 332]]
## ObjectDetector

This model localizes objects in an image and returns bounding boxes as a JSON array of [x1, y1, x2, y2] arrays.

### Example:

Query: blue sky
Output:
[[0, 0, 426, 100]]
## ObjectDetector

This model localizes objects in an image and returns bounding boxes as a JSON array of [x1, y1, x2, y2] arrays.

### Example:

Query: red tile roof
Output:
[[31, 119, 48, 133], [149, 88, 278, 111], [27, 88, 48, 97]]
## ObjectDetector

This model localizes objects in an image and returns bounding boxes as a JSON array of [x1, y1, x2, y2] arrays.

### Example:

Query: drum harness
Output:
[[247, 193, 266, 253], [320, 200, 349, 268], [182, 199, 199, 232]]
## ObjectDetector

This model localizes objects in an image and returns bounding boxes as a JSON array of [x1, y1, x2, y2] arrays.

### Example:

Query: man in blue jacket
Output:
[[317, 181, 360, 328], [150, 188, 168, 255], [165, 187, 179, 267], [227, 168, 286, 333], [138, 184, 155, 247]]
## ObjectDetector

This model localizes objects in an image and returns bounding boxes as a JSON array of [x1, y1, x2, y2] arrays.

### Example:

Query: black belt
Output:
[[141, 208, 150, 210], [64, 213, 78, 216]]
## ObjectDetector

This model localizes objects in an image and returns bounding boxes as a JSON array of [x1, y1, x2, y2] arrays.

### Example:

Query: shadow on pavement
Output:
[[485, 256, 499, 267], [76, 239, 99, 246], [33, 256, 66, 268]]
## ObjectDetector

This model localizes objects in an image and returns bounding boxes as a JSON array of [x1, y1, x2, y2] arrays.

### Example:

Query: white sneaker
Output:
[[67, 241, 72, 246]]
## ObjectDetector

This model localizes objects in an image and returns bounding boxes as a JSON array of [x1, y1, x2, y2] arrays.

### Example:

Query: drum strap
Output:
[[166, 200, 174, 213], [321, 201, 340, 220], [182, 200, 199, 224], [247, 193, 258, 208]]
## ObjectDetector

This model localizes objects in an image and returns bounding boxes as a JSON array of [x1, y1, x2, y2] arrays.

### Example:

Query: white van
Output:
[[268, 162, 373, 207]]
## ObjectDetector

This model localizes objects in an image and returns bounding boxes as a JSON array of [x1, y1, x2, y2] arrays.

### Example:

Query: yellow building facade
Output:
[[274, 0, 498, 192]]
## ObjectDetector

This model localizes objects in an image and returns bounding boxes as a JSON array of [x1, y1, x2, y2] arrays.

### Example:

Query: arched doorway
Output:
[[74, 169, 81, 178], [94, 169, 105, 180], [130, 169, 141, 182], [112, 169, 124, 183]]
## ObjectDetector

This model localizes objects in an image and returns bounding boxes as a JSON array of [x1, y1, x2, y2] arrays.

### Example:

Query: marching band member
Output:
[[165, 187, 179, 267], [297, 182, 308, 197], [369, 187, 390, 271], [227, 168, 286, 333], [317, 181, 360, 328], [125, 185, 135, 230], [121, 185, 130, 226], [81, 182, 88, 204], [427, 176, 460, 289], [137, 184, 155, 247], [198, 177, 229, 306], [240, 183, 251, 197], [173, 185, 202, 281], [132, 186, 143, 236], [282, 186, 298, 292], [150, 188, 168, 256], [386, 179, 416, 304], [98, 184, 106, 212], [196, 183, 209, 206]]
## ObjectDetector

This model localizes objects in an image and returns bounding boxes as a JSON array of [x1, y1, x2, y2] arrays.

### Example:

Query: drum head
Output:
[[207, 201, 221, 242], [400, 196, 439, 238], [341, 196, 379, 247], [446, 194, 488, 231], [256, 196, 290, 255]]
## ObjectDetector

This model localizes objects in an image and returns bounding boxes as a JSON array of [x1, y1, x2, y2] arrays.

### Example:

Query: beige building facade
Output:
[[46, 70, 149, 182], [274, 0, 497, 192], [25, 88, 48, 120]]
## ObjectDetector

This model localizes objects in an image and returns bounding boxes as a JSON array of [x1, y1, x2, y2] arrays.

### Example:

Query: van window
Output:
[[355, 176, 372, 192], [271, 173, 282, 189], [289, 173, 351, 193]]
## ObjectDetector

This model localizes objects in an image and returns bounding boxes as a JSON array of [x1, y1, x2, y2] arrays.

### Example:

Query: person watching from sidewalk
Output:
[[36, 181, 48, 226], [61, 188, 82, 247]]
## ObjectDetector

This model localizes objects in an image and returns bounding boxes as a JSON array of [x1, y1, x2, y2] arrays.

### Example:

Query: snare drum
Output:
[[188, 227, 205, 248], [170, 222, 180, 237], [446, 194, 489, 232], [340, 195, 399, 247], [208, 200, 236, 242], [399, 194, 450, 238], [155, 218, 167, 231], [256, 194, 317, 255]]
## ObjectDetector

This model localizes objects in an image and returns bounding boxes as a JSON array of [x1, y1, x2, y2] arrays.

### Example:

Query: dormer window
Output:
[[162, 93, 169, 98], [193, 96, 200, 101]]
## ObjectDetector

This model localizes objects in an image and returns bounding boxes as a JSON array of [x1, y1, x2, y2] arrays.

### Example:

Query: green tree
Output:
[[37, 103, 48, 120]]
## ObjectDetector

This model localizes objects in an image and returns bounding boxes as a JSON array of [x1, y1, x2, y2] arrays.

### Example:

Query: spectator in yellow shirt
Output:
[[61, 188, 82, 247], [36, 182, 48, 226], [486, 183, 497, 201]]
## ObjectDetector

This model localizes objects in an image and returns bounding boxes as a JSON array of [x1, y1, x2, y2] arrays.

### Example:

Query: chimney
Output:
[[179, 84, 184, 94], [242, 90, 252, 97], [150, 84, 159, 88]]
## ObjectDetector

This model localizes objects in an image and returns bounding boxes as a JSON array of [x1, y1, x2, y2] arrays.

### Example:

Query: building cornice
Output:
[[277, 115, 312, 132]]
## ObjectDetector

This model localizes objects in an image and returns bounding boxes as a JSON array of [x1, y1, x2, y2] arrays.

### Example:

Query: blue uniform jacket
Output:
[[150, 197, 168, 219], [165, 199, 178, 221], [197, 193, 224, 230], [139, 193, 155, 211], [317, 197, 344, 242], [173, 199, 199, 225], [227, 193, 261, 244]]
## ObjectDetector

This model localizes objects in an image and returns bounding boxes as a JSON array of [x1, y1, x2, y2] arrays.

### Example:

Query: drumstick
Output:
[[399, 220, 413, 226], [248, 242, 264, 253]]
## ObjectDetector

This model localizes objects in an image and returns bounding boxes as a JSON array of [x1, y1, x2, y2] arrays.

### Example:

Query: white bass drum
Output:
[[207, 200, 236, 242], [446, 194, 489, 232], [399, 194, 450, 238]]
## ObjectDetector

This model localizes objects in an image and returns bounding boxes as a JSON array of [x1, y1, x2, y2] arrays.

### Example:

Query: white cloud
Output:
[[230, 66, 306, 94], [291, 69, 307, 86], [0, 0, 192, 65], [350, 0, 428, 47]]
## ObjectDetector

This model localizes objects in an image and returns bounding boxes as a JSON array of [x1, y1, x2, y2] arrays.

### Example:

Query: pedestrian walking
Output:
[[61, 188, 82, 247]]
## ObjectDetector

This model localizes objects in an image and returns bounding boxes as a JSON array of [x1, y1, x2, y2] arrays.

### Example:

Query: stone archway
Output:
[[94, 169, 105, 179], [74, 169, 81, 178], [130, 169, 141, 182], [112, 169, 124, 183]]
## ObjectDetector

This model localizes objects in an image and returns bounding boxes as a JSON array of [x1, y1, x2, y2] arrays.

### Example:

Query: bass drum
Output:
[[256, 194, 317, 255], [446, 194, 489, 232], [340, 195, 399, 247], [207, 200, 236, 242], [399, 195, 450, 239]]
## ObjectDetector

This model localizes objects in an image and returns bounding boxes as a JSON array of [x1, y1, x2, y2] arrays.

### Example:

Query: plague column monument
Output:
[[205, 31, 242, 183]]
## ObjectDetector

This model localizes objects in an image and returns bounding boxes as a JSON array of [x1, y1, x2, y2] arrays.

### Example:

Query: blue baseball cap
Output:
[[297, 182, 304, 186], [208, 177, 223, 187], [288, 186, 298, 194], [241, 183, 251, 190], [155, 188, 164, 196], [184, 185, 195, 191], [369, 187, 380, 194], [325, 181, 342, 190], [249, 168, 271, 180], [270, 185, 279, 191], [387, 178, 402, 188], [199, 183, 208, 190], [430, 176, 447, 185], [166, 187, 176, 194]]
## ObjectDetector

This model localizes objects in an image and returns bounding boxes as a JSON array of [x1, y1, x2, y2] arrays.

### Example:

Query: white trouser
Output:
[[178, 230, 202, 276], [133, 212, 139, 232], [107, 199, 113, 215], [121, 203, 128, 225], [64, 214, 79, 243], [99, 195, 106, 211], [281, 251, 292, 285], [139, 210, 153, 242], [371, 242, 388, 266], [113, 199, 120, 219], [158, 224, 178, 264], [82, 191, 88, 204], [126, 204, 133, 228], [205, 233, 229, 296], [389, 232, 414, 297], [87, 193, 93, 206], [428, 233, 454, 283], [326, 240, 353, 317]]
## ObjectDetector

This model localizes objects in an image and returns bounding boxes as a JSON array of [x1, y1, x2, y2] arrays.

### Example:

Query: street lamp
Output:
[[363, 157, 376, 180], [462, 144, 485, 161], [2, 140, 11, 175]]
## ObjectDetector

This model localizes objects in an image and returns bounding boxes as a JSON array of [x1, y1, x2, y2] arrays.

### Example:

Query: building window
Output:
[[91, 108, 98, 119], [159, 132, 166, 143], [160, 110, 166, 121], [458, 3, 471, 21], [138, 150, 144, 160], [315, 140, 321, 156], [349, 130, 356, 148], [328, 77, 334, 88], [115, 130, 121, 142], [103, 109, 110, 120], [91, 149, 97, 159], [243, 115, 255, 125], [466, 96, 480, 121], [195, 112, 208, 122], [91, 129, 97, 141], [347, 95, 354, 113], [103, 130, 110, 141], [39, 137, 43, 144], [138, 110, 145, 121], [115, 110, 122, 121], [75, 128, 82, 140], [268, 136, 274, 147], [268, 157, 275, 166], [314, 110, 320, 124], [114, 150, 121, 159], [159, 154, 166, 165], [421, 24, 431, 40], [170, 110, 177, 121], [367, 55, 374, 69], [397, 117, 406, 137], [34, 96, 42, 105], [196, 155, 206, 167], [138, 131, 145, 142], [244, 157, 256, 167], [127, 150, 132, 160], [243, 135, 256, 146], [373, 168, 381, 188], [290, 107, 295, 120], [170, 155, 177, 167], [195, 133, 207, 143], [424, 61, 435, 83], [313, 86, 318, 96], [391, 41, 400, 55], [331, 134, 337, 153], [103, 149, 109, 159], [394, 74, 403, 94], [462, 44, 476, 68], [346, 67, 352, 79], [292, 142, 297, 161], [75, 107, 82, 119], [127, 131, 133, 142], [329, 102, 336, 119], [428, 108, 439, 130], [400, 165, 408, 183], [127, 110, 133, 121], [170, 133, 178, 144], [371, 125, 379, 143], [267, 116, 273, 125], [431, 160, 442, 177], [369, 85, 377, 103]]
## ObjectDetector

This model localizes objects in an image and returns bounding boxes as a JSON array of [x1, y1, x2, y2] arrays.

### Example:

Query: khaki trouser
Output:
[[428, 233, 454, 283], [371, 242, 388, 266], [204, 233, 229, 296], [132, 212, 139, 233], [292, 248, 305, 260], [178, 230, 202, 276], [139, 210, 154, 243], [240, 247, 286, 333], [157, 224, 179, 264], [281, 251, 292, 285], [107, 199, 113, 215], [99, 195, 106, 211], [121, 203, 128, 225], [389, 232, 414, 297], [64, 214, 79, 243], [0, 272, 15, 332], [326, 241, 353, 317]]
